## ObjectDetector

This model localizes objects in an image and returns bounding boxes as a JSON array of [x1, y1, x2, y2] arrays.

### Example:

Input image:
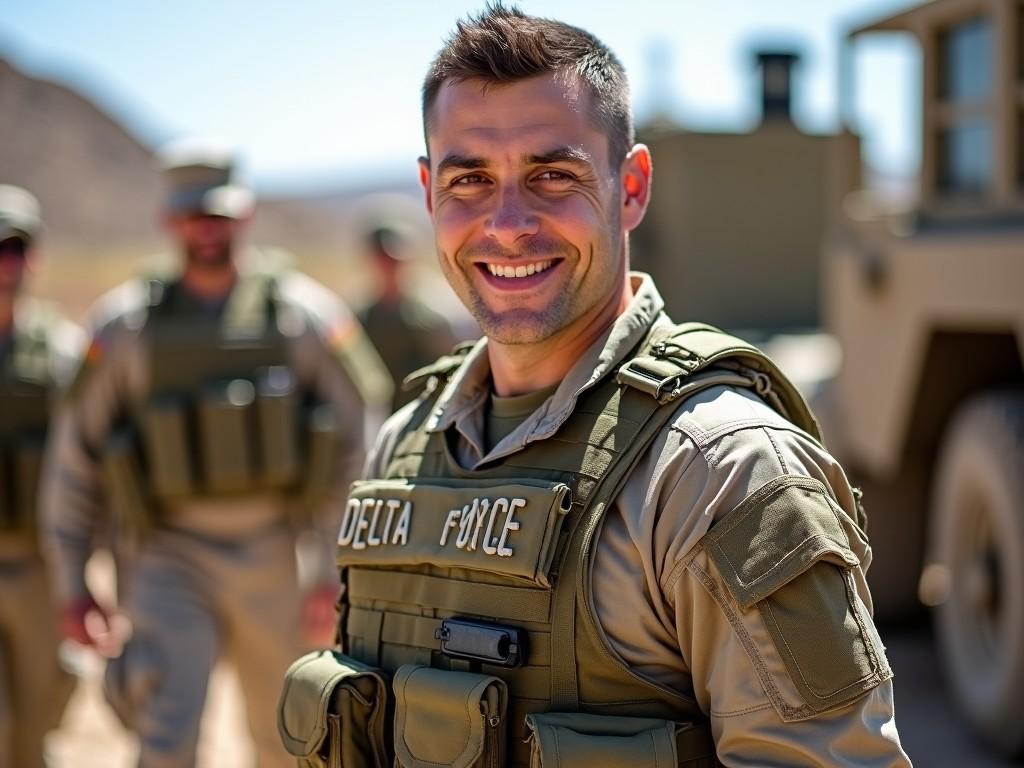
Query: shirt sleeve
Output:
[[657, 413, 910, 766], [40, 317, 136, 602]]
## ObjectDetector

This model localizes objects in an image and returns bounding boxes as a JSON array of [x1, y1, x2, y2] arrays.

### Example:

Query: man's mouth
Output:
[[481, 259, 557, 279]]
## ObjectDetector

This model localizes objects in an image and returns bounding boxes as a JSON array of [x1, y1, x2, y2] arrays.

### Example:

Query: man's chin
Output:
[[475, 309, 562, 346]]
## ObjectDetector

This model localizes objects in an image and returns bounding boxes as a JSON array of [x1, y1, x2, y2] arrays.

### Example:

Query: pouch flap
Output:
[[702, 476, 861, 610], [277, 649, 385, 758], [394, 664, 507, 768], [525, 712, 677, 768], [340, 479, 572, 587]]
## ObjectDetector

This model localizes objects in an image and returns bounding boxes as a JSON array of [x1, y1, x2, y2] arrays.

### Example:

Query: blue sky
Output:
[[1, 0, 920, 194]]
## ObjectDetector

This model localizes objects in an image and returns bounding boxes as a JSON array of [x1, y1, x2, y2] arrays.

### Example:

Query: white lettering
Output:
[[366, 499, 384, 546], [382, 499, 400, 543], [468, 498, 491, 551], [456, 499, 479, 549], [497, 497, 525, 557], [483, 498, 508, 555], [352, 498, 375, 550], [338, 499, 360, 546], [392, 501, 411, 546], [440, 507, 462, 547]]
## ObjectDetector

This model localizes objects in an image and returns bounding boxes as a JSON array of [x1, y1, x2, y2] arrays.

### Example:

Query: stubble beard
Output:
[[445, 224, 621, 347]]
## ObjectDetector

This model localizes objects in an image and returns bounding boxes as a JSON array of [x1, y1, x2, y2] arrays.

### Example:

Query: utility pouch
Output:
[[278, 649, 389, 768], [13, 433, 45, 530], [303, 404, 339, 505], [102, 426, 153, 530], [256, 366, 300, 488], [141, 395, 194, 498], [198, 379, 256, 494], [525, 713, 689, 768], [393, 664, 507, 768]]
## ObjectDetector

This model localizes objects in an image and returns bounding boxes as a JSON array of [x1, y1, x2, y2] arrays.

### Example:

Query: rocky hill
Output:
[[0, 56, 162, 247], [0, 55, 422, 254]]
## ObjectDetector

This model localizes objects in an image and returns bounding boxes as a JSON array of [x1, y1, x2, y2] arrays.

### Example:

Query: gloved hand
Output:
[[302, 581, 341, 648], [61, 591, 119, 655]]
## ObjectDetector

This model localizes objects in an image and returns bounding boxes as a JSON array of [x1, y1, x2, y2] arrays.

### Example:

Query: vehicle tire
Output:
[[927, 390, 1024, 757]]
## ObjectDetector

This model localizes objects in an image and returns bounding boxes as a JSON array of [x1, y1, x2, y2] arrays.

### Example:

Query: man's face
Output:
[[420, 73, 650, 345], [164, 213, 240, 267], [0, 236, 31, 296]]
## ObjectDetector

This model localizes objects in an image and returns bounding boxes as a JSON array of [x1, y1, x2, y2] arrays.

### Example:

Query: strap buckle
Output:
[[434, 617, 527, 668]]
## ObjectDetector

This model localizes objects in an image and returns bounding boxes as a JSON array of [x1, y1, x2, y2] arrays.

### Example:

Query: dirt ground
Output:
[[42, 552, 256, 767], [47, 652, 254, 767]]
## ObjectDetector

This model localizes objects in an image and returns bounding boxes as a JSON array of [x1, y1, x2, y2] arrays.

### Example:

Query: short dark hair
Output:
[[422, 4, 634, 169]]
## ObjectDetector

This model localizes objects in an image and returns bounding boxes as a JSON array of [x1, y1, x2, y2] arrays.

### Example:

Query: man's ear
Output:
[[619, 144, 652, 232], [418, 157, 433, 215]]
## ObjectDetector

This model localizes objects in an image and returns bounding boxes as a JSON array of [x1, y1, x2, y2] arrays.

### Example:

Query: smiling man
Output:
[[280, 6, 911, 767]]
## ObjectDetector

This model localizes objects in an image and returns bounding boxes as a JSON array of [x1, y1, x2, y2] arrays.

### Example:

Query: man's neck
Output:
[[180, 262, 238, 303], [487, 272, 633, 397]]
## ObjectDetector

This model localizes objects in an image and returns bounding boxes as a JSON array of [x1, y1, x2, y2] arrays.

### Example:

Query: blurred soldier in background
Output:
[[358, 223, 458, 411], [41, 145, 390, 767], [0, 185, 82, 768]]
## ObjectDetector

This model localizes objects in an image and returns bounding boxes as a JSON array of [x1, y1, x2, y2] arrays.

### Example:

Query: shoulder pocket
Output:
[[703, 476, 890, 718]]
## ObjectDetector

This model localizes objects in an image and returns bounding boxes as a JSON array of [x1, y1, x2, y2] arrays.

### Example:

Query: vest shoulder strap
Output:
[[616, 321, 823, 444], [400, 340, 477, 394]]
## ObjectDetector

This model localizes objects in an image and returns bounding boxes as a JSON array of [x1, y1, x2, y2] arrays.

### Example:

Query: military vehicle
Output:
[[828, 0, 1024, 756]]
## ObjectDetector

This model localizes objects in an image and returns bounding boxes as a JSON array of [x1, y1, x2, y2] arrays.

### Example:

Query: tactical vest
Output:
[[102, 271, 338, 528], [0, 304, 56, 540], [336, 322, 822, 768]]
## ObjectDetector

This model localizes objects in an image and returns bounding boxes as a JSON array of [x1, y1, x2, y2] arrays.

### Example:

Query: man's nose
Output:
[[484, 184, 539, 246]]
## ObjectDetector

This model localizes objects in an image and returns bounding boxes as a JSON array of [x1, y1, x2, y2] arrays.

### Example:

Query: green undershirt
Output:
[[484, 383, 559, 453]]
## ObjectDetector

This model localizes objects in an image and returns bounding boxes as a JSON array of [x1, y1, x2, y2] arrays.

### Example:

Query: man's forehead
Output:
[[430, 74, 598, 135], [426, 73, 605, 159]]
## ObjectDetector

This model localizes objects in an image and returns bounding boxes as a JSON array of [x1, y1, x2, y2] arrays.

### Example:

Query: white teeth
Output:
[[485, 260, 554, 279]]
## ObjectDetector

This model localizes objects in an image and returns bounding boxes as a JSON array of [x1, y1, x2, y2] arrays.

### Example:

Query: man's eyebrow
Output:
[[436, 154, 488, 175], [527, 147, 592, 166]]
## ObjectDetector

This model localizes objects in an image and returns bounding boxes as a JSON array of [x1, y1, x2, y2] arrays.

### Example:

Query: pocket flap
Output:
[[276, 649, 385, 758], [394, 664, 507, 768], [702, 476, 861, 610], [525, 713, 678, 768]]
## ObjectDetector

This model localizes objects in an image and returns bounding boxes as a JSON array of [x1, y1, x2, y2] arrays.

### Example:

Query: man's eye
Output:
[[534, 170, 574, 183], [452, 174, 487, 186]]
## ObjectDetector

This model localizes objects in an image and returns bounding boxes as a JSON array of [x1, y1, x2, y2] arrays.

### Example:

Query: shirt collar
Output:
[[425, 272, 668, 464]]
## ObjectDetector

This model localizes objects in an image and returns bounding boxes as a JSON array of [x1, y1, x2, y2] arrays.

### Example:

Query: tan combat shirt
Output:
[[367, 273, 911, 767], [42, 265, 390, 601]]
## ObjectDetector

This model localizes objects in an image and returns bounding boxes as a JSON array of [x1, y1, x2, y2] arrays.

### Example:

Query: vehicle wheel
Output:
[[927, 390, 1024, 757]]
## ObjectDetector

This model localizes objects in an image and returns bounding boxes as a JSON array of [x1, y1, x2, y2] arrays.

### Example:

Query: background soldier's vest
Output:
[[0, 304, 55, 541], [338, 322, 821, 768], [103, 271, 338, 528]]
